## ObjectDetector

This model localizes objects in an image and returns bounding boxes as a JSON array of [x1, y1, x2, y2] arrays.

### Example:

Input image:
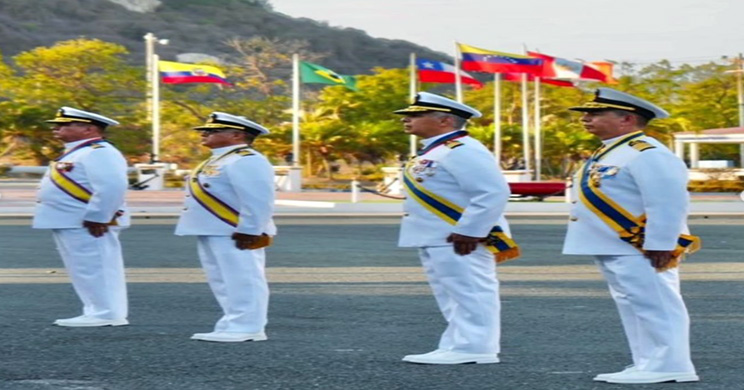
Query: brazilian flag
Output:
[[300, 61, 358, 91]]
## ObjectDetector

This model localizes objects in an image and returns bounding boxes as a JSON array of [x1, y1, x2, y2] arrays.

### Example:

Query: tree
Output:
[[158, 36, 321, 166], [305, 67, 410, 174], [0, 39, 145, 164]]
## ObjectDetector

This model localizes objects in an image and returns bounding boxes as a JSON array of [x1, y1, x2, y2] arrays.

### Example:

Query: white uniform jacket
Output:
[[33, 138, 130, 229], [563, 134, 689, 255], [175, 144, 277, 237], [399, 132, 511, 248]]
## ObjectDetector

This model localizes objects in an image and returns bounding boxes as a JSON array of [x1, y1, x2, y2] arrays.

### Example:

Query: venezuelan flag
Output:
[[458, 43, 543, 75], [158, 61, 230, 85]]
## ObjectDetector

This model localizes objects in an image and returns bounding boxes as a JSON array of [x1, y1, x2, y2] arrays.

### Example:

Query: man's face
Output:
[[580, 110, 628, 140], [400, 112, 449, 139], [51, 122, 98, 143], [199, 129, 244, 148]]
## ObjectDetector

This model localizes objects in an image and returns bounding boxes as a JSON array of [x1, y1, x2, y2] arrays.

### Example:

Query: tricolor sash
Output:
[[188, 146, 251, 228], [48, 138, 107, 204], [578, 132, 701, 271], [403, 159, 520, 263]]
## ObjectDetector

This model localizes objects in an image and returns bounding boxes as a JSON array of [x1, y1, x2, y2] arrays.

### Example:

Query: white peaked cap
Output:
[[194, 112, 270, 135], [394, 92, 482, 119], [569, 88, 669, 120], [46, 107, 120, 127]]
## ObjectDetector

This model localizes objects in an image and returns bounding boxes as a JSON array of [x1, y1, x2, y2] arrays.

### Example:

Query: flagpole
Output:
[[152, 54, 160, 162], [454, 42, 463, 103], [521, 73, 531, 176], [409, 52, 418, 157], [493, 73, 501, 162], [533, 76, 541, 181], [292, 53, 300, 167]]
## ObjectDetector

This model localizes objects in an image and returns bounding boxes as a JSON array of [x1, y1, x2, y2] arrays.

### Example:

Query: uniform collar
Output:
[[600, 134, 627, 146], [420, 130, 461, 148], [63, 137, 102, 151], [210, 144, 248, 156]]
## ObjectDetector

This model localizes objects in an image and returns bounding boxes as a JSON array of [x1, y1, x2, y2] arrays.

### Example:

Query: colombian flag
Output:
[[158, 61, 230, 85], [458, 43, 543, 75]]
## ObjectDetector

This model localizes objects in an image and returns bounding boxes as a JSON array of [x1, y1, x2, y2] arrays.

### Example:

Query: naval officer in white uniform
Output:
[[176, 112, 276, 343], [395, 92, 517, 365], [563, 88, 700, 384], [33, 107, 130, 327]]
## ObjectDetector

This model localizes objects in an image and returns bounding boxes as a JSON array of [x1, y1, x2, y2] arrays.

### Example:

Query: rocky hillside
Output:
[[0, 0, 447, 75]]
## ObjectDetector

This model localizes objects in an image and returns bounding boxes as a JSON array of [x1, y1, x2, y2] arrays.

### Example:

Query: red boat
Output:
[[508, 181, 566, 200]]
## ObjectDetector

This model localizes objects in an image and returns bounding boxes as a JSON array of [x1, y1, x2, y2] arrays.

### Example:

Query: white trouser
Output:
[[196, 236, 269, 333], [52, 228, 128, 320], [419, 245, 500, 354], [596, 254, 695, 373]]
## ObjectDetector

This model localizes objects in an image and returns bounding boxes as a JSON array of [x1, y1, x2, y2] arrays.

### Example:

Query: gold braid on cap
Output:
[[581, 102, 637, 111], [198, 123, 245, 130], [401, 105, 452, 113]]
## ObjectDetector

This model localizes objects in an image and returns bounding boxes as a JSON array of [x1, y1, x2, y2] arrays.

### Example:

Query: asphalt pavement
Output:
[[1, 217, 743, 390]]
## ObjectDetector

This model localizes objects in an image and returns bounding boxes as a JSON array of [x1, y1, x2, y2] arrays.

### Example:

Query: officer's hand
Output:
[[231, 232, 261, 250], [446, 233, 482, 256], [82, 220, 109, 237], [645, 250, 676, 270]]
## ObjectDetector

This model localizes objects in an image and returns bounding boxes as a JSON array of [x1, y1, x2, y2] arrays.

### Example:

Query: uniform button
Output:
[[571, 200, 577, 204], [185, 194, 190, 197], [403, 213, 409, 217], [569, 217, 578, 221], [203, 183, 211, 188], [183, 207, 188, 211]]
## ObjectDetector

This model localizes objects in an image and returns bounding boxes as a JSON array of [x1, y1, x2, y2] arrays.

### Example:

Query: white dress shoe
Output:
[[54, 316, 129, 327], [402, 350, 499, 365], [190, 331, 267, 343], [593, 365, 637, 382], [402, 349, 446, 362], [606, 370, 699, 384]]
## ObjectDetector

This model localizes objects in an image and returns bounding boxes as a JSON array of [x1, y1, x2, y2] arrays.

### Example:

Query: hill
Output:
[[0, 0, 448, 75]]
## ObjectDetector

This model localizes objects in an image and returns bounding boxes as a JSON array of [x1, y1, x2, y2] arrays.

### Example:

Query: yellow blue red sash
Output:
[[403, 159, 520, 262], [48, 138, 107, 204], [578, 132, 701, 270], [188, 146, 251, 227]]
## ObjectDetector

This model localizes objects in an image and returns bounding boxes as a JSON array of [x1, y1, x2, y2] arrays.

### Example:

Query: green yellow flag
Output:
[[300, 61, 357, 90]]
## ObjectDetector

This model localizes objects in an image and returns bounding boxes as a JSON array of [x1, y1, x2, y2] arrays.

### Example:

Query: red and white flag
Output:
[[527, 51, 611, 83], [416, 58, 483, 88]]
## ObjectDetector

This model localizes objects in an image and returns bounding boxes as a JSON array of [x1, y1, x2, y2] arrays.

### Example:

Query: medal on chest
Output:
[[409, 159, 437, 182], [588, 164, 619, 188], [56, 162, 75, 172], [200, 165, 221, 177]]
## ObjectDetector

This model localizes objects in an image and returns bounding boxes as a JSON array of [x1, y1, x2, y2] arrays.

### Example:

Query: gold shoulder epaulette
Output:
[[629, 140, 656, 152], [444, 140, 464, 149], [236, 150, 255, 157], [90, 144, 105, 149]]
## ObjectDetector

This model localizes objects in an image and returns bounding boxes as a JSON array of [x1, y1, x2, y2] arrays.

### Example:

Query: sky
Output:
[[270, 0, 744, 66]]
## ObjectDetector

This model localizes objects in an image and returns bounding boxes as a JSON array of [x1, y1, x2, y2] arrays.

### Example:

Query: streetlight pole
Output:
[[737, 53, 744, 128], [738, 53, 744, 170], [143, 33, 167, 162], [144, 33, 155, 124], [727, 53, 744, 168]]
